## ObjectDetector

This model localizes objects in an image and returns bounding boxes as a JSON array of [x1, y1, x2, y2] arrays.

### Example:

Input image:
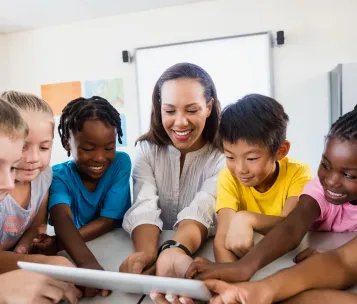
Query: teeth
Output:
[[89, 166, 103, 171], [174, 130, 191, 136], [327, 189, 343, 197]]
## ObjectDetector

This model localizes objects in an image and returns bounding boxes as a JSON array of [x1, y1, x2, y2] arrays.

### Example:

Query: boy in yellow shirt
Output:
[[214, 94, 312, 262]]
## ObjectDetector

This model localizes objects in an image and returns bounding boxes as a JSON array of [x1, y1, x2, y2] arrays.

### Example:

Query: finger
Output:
[[33, 233, 47, 243], [293, 247, 316, 264], [150, 292, 171, 304], [119, 261, 128, 273], [143, 262, 156, 275], [42, 285, 65, 303], [101, 289, 110, 297], [178, 296, 195, 304], [131, 260, 147, 274], [209, 295, 225, 304], [84, 287, 100, 297], [14, 245, 29, 254], [204, 280, 232, 294], [62, 284, 82, 304]]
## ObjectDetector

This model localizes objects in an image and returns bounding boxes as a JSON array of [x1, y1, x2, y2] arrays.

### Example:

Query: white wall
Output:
[[0, 34, 8, 91], [3, 0, 357, 173]]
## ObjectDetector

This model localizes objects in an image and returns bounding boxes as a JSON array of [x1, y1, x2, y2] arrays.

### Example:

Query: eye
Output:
[[10, 167, 16, 172], [105, 147, 115, 151], [225, 156, 234, 160], [40, 147, 50, 151], [344, 173, 357, 180], [187, 109, 199, 114], [165, 110, 175, 115], [321, 161, 331, 170], [247, 157, 259, 161], [81, 148, 93, 152]]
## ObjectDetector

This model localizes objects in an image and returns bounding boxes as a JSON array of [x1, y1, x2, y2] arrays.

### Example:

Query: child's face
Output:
[[15, 112, 53, 183], [223, 140, 278, 190], [67, 119, 116, 181], [318, 138, 357, 205], [161, 78, 212, 153], [0, 135, 23, 199]]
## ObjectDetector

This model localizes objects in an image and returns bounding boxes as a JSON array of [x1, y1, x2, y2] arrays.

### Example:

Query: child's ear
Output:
[[206, 98, 214, 118], [276, 140, 290, 160]]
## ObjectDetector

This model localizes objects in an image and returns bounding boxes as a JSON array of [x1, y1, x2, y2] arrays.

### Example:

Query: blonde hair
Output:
[[1, 91, 54, 120], [0, 98, 28, 139]]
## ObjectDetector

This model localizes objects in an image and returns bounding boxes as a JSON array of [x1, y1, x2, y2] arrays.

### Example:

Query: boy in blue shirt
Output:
[[33, 96, 131, 298]]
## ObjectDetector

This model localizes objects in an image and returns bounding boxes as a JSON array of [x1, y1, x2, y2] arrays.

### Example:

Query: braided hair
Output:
[[58, 96, 123, 156], [328, 105, 357, 142]]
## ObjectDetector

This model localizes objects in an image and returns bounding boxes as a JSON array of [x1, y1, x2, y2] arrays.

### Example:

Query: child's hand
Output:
[[0, 269, 82, 304], [78, 262, 110, 298], [185, 258, 252, 283], [14, 243, 31, 254], [205, 280, 274, 304], [156, 247, 193, 278], [119, 252, 157, 275], [293, 247, 326, 264], [225, 211, 254, 258], [32, 234, 59, 255], [42, 255, 76, 268], [150, 292, 196, 304]]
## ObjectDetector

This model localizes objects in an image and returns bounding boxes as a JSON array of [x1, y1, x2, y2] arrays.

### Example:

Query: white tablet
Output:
[[18, 262, 212, 301]]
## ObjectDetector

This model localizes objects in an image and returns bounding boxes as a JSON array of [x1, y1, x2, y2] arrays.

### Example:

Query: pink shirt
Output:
[[302, 177, 357, 232]]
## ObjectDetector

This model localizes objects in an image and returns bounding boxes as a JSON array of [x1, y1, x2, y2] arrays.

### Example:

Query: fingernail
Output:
[[150, 292, 158, 300], [179, 298, 188, 304], [165, 294, 175, 303]]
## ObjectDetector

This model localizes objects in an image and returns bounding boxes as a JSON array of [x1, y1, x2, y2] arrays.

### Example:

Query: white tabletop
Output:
[[58, 229, 357, 303]]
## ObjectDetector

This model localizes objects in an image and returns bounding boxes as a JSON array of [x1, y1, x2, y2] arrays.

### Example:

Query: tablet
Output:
[[18, 262, 212, 301]]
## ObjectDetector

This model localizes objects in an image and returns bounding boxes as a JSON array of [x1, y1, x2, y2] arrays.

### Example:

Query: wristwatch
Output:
[[157, 240, 192, 257]]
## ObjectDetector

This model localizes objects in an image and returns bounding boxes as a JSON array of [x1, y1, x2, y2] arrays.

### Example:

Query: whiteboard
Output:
[[135, 33, 273, 134]]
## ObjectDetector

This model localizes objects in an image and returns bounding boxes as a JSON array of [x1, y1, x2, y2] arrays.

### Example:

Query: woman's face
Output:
[[160, 78, 212, 154]]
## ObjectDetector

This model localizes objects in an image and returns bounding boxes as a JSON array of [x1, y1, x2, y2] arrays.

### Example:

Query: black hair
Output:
[[328, 104, 357, 141], [136, 62, 221, 148], [58, 96, 123, 156], [219, 94, 289, 155]]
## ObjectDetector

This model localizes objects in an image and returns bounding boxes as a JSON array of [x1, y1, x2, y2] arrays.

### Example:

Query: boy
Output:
[[213, 94, 311, 262]]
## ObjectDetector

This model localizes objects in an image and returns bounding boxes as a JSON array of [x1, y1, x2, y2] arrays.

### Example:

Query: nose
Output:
[[174, 112, 189, 128], [0, 169, 15, 193], [235, 160, 249, 175], [325, 171, 341, 189], [93, 150, 106, 163], [23, 147, 39, 164]]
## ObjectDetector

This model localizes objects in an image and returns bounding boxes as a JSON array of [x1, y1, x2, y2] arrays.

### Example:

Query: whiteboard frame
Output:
[[134, 31, 274, 134]]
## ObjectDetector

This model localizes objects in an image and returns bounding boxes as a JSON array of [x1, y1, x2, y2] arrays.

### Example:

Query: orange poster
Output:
[[41, 81, 82, 116]]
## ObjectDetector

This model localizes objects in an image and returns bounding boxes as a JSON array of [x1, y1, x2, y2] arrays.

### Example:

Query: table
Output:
[[58, 229, 357, 303]]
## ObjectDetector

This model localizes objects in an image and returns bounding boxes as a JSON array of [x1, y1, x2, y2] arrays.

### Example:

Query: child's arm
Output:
[[206, 235, 357, 304], [0, 250, 74, 274], [214, 208, 238, 262], [14, 192, 49, 254], [187, 195, 321, 282]]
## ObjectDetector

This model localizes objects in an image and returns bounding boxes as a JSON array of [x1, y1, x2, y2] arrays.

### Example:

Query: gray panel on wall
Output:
[[342, 63, 357, 114]]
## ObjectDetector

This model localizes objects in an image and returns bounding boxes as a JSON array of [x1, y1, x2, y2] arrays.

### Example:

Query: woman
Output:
[[120, 63, 225, 277]]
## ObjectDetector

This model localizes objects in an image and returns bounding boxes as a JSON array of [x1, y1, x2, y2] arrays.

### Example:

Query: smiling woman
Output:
[[121, 63, 225, 280]]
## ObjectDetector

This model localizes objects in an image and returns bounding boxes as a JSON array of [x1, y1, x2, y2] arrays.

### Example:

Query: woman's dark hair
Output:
[[58, 96, 123, 156], [136, 62, 221, 148]]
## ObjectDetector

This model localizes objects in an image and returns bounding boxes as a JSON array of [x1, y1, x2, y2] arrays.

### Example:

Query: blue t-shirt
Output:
[[49, 151, 131, 229]]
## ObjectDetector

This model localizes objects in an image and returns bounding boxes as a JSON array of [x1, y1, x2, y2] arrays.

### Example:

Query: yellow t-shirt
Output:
[[216, 157, 312, 215]]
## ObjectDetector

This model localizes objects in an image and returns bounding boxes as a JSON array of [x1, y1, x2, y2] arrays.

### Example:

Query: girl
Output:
[[151, 106, 357, 304], [121, 63, 225, 278], [186, 105, 357, 284], [0, 97, 80, 304], [37, 96, 131, 297], [0, 91, 74, 273]]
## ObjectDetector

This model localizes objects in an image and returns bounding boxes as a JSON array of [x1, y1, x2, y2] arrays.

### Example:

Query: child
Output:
[[187, 104, 357, 284], [36, 96, 131, 297], [213, 94, 311, 262], [0, 92, 74, 274]]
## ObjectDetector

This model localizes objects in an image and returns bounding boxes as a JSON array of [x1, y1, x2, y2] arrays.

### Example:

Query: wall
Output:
[[3, 0, 357, 172], [0, 34, 8, 91]]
